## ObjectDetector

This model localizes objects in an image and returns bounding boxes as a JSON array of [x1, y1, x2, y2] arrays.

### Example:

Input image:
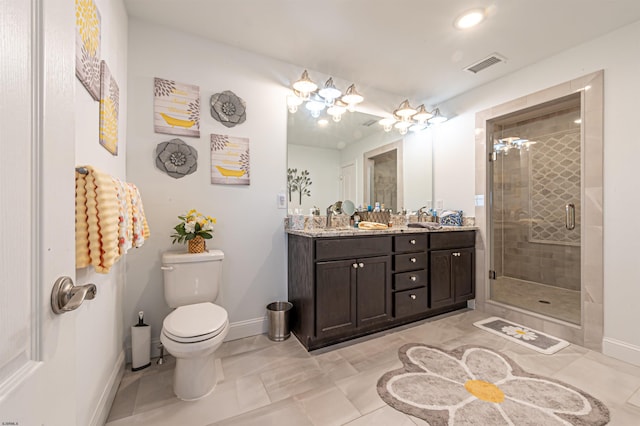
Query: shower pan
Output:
[[488, 93, 582, 324]]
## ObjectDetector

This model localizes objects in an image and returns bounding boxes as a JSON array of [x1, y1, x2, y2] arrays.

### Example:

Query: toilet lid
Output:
[[163, 302, 228, 343]]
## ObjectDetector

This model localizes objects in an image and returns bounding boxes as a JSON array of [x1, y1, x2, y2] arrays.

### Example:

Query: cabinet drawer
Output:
[[316, 236, 392, 261], [394, 287, 429, 318], [393, 270, 427, 291], [394, 234, 428, 252], [394, 252, 427, 272], [430, 231, 475, 250]]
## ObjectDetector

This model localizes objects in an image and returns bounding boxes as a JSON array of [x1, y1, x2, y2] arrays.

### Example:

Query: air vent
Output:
[[464, 53, 506, 74], [362, 119, 378, 127]]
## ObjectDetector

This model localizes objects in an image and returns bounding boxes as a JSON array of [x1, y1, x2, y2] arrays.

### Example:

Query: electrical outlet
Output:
[[436, 199, 444, 209], [277, 192, 286, 209]]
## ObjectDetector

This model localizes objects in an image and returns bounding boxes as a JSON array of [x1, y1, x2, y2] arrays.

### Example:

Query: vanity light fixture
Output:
[[288, 70, 364, 121], [454, 8, 486, 30], [379, 102, 448, 135], [493, 134, 538, 155]]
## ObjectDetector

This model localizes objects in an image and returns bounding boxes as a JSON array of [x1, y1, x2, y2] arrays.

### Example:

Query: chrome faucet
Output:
[[326, 201, 342, 228], [418, 206, 430, 221]]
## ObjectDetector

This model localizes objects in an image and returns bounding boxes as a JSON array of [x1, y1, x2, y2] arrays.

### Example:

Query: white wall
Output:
[[434, 21, 640, 365], [74, 0, 128, 424], [288, 144, 340, 213], [125, 19, 293, 349]]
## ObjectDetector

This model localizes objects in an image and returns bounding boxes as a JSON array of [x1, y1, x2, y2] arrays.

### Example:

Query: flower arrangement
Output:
[[171, 210, 216, 253]]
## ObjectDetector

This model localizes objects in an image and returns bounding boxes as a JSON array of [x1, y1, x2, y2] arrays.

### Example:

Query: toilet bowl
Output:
[[160, 302, 229, 401]]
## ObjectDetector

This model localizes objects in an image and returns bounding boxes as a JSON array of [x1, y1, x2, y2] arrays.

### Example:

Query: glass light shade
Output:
[[427, 108, 448, 124], [327, 104, 346, 122], [292, 70, 317, 98], [287, 95, 303, 113], [341, 84, 363, 105], [305, 94, 325, 114], [410, 124, 427, 132], [379, 117, 396, 132], [394, 121, 412, 136], [394, 100, 417, 119], [318, 77, 341, 103], [412, 104, 433, 123]]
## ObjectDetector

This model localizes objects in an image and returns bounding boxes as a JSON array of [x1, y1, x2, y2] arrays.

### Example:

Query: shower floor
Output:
[[490, 276, 581, 325]]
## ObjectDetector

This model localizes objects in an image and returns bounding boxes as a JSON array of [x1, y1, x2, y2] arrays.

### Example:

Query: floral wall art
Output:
[[154, 77, 200, 137], [75, 0, 101, 100], [99, 61, 119, 155], [210, 90, 246, 128], [155, 138, 198, 179], [210, 133, 250, 185]]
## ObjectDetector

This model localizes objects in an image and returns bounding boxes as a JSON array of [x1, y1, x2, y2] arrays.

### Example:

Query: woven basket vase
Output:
[[188, 235, 206, 253]]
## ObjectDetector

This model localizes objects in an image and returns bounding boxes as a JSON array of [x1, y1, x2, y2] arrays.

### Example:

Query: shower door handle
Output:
[[565, 203, 576, 230]]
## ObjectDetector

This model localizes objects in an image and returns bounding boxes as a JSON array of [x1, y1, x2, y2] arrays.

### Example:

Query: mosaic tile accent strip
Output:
[[529, 129, 580, 246]]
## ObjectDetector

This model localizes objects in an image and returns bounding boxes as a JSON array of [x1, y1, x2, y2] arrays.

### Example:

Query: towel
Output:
[[75, 166, 150, 274], [358, 221, 389, 230]]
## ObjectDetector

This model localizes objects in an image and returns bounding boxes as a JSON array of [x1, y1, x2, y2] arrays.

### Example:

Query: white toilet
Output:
[[160, 249, 229, 401]]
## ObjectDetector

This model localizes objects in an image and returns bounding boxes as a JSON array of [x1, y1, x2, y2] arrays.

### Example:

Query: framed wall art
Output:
[[154, 77, 200, 137], [210, 133, 250, 185], [75, 0, 101, 100], [99, 61, 119, 155]]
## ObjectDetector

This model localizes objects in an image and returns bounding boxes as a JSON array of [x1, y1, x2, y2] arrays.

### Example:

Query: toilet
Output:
[[160, 249, 229, 401]]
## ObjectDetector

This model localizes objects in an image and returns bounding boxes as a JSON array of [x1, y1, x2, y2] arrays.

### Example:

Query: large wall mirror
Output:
[[287, 109, 433, 214]]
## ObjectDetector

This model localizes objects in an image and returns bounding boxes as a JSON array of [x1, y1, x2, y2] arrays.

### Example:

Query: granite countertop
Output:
[[286, 225, 478, 238]]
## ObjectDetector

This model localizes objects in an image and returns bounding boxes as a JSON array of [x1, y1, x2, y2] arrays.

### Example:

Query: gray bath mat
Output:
[[474, 316, 570, 354], [377, 343, 609, 425]]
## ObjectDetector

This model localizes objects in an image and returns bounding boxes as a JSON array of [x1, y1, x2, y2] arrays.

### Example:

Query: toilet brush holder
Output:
[[131, 311, 151, 371]]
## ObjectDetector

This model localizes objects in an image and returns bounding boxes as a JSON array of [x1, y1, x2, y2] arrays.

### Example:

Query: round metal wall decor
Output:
[[210, 90, 246, 128], [155, 138, 198, 179]]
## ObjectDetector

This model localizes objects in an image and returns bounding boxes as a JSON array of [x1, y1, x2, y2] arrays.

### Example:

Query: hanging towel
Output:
[[113, 177, 133, 256], [128, 183, 150, 248], [85, 166, 120, 273], [75, 170, 91, 269]]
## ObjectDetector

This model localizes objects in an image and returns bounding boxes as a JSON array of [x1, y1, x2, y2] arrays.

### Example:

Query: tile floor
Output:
[[106, 310, 640, 425], [491, 276, 581, 324]]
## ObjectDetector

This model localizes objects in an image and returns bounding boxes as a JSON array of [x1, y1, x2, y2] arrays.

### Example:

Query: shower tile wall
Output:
[[372, 151, 397, 212], [494, 108, 581, 291]]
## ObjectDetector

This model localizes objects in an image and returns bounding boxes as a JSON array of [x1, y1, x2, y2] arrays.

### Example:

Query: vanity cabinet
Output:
[[430, 232, 476, 309], [288, 230, 475, 350]]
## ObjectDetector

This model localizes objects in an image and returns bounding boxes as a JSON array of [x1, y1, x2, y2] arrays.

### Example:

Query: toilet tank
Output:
[[161, 249, 224, 308]]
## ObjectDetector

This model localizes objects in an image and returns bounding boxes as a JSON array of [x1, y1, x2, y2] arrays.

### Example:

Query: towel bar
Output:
[[76, 167, 89, 175]]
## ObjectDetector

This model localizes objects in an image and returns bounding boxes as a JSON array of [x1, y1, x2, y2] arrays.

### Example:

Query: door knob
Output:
[[410, 257, 416, 263], [410, 276, 417, 281], [352, 263, 358, 269], [410, 294, 417, 300], [51, 276, 97, 314], [358, 262, 364, 268], [410, 239, 416, 245]]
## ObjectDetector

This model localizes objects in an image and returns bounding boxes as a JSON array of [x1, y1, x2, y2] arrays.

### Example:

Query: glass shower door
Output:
[[488, 94, 582, 324]]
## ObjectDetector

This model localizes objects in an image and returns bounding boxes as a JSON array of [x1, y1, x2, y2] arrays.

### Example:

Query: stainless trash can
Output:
[[266, 301, 292, 341]]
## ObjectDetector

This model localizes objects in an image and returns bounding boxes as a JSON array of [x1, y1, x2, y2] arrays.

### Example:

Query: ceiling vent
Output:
[[464, 53, 506, 74], [362, 119, 378, 127]]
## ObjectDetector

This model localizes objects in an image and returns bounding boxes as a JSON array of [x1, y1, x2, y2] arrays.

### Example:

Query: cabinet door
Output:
[[453, 248, 475, 302], [356, 255, 392, 327], [430, 249, 454, 309], [316, 259, 357, 338]]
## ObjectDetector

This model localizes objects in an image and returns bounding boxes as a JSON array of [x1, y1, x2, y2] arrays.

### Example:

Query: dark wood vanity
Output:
[[287, 229, 476, 350]]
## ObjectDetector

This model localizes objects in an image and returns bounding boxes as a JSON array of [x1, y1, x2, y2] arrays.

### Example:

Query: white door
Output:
[[0, 0, 77, 424], [340, 162, 356, 202]]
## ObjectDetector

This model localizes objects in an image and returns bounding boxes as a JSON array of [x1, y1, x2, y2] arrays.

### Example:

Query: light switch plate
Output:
[[277, 192, 286, 209]]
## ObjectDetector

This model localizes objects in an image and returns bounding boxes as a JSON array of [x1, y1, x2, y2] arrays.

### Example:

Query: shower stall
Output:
[[488, 93, 582, 324]]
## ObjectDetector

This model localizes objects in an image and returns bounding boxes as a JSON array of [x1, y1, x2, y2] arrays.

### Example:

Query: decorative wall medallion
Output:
[[154, 77, 200, 137], [210, 134, 250, 185], [75, 0, 101, 100], [99, 61, 119, 155], [156, 139, 198, 179], [210, 91, 246, 128]]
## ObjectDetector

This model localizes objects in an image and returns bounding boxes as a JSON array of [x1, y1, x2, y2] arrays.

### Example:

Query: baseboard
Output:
[[125, 317, 268, 362], [90, 350, 125, 426], [225, 316, 268, 342], [603, 337, 640, 367]]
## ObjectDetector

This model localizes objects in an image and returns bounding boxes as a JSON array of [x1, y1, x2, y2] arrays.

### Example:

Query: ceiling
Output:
[[125, 0, 640, 107]]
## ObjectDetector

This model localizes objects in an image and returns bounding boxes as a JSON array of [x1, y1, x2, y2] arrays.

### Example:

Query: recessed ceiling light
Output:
[[454, 9, 485, 30], [318, 118, 329, 126]]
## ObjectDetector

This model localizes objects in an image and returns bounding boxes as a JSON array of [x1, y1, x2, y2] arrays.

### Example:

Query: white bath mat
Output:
[[473, 316, 570, 354]]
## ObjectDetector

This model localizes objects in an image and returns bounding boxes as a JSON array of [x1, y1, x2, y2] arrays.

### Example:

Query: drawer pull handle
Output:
[[358, 262, 364, 268], [410, 294, 417, 300], [410, 276, 417, 281], [410, 239, 416, 245], [352, 263, 358, 269], [410, 257, 417, 263]]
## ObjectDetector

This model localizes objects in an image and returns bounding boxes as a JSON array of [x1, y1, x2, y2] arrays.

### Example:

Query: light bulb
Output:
[[310, 109, 321, 118], [332, 114, 342, 122]]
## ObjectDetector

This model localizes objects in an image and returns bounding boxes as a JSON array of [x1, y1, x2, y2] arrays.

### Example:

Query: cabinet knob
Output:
[[410, 239, 416, 245], [352, 263, 358, 269], [358, 262, 364, 268], [410, 276, 417, 281], [410, 294, 417, 300], [410, 257, 416, 263]]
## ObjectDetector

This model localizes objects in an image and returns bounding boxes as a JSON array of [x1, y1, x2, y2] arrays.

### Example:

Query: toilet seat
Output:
[[162, 302, 228, 344]]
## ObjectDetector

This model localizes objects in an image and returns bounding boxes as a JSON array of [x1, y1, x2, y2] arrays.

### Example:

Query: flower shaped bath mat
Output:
[[474, 317, 569, 354], [377, 344, 609, 425]]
